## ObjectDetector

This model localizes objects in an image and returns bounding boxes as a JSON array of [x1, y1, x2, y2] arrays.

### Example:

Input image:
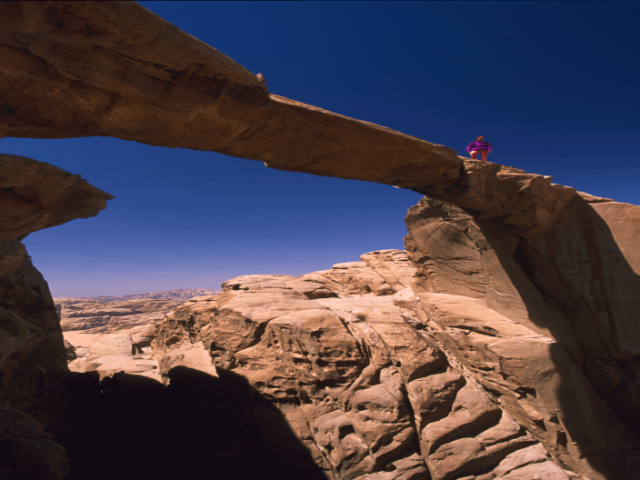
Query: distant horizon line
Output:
[[53, 287, 222, 301]]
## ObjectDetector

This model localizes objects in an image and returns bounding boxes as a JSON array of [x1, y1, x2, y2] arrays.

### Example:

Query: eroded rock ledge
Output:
[[0, 154, 113, 242]]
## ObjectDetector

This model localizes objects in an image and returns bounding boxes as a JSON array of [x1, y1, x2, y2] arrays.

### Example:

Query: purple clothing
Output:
[[466, 140, 492, 153]]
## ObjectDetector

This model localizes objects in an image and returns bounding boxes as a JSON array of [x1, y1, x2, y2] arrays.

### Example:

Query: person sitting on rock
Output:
[[466, 136, 492, 162]]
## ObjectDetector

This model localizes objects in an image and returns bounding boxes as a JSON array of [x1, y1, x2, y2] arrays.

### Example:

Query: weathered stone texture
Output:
[[0, 253, 72, 479], [149, 252, 585, 480], [1, 3, 640, 479], [404, 197, 640, 480], [0, 154, 113, 241], [0, 155, 112, 479]]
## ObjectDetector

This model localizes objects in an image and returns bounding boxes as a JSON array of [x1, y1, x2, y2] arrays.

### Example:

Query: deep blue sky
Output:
[[2, 1, 638, 297]]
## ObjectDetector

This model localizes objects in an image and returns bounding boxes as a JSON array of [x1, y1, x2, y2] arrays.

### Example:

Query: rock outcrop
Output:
[[404, 197, 640, 479], [55, 297, 184, 333], [0, 155, 112, 479], [0, 2, 583, 237], [0, 154, 113, 241], [55, 297, 187, 382], [149, 251, 589, 480], [1, 3, 640, 480]]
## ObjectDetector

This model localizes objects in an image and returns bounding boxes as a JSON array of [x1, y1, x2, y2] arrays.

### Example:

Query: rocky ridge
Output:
[[55, 288, 220, 303], [52, 291, 220, 382], [0, 3, 639, 480]]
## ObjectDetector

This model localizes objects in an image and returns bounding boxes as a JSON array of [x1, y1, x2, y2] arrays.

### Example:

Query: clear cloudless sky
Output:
[[1, 1, 638, 298]]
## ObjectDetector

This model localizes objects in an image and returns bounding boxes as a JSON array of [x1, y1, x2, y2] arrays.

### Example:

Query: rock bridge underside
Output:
[[1, 3, 640, 480]]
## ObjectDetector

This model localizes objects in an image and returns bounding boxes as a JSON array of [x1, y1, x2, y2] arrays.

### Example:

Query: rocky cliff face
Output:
[[150, 252, 573, 480], [403, 197, 640, 479], [1, 3, 640, 480], [0, 155, 111, 479], [146, 241, 640, 480]]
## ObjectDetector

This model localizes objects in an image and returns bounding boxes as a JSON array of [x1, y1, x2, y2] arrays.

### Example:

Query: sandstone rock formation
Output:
[[55, 297, 184, 333], [0, 155, 112, 479], [0, 1, 460, 195], [54, 293, 218, 382], [0, 154, 113, 242], [0, 2, 587, 238], [149, 250, 598, 480], [1, 3, 640, 480], [57, 300, 196, 382], [404, 197, 640, 480]]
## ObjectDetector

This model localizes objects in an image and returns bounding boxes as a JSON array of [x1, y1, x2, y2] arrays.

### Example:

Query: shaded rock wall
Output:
[[525, 199, 640, 438], [0, 252, 71, 480], [404, 197, 640, 479], [0, 155, 114, 480], [63, 369, 326, 480]]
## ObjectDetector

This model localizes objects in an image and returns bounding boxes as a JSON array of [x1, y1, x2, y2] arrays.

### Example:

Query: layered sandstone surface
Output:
[[1, 2, 640, 480], [148, 246, 640, 480], [53, 291, 220, 382]]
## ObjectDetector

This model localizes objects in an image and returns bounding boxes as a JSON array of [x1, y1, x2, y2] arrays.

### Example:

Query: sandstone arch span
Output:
[[1, 1, 578, 238]]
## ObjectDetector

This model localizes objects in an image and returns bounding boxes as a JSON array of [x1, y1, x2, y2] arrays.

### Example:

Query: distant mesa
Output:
[[55, 288, 221, 303]]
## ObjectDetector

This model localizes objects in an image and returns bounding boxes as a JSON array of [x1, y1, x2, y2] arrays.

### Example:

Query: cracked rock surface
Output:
[[150, 250, 595, 480]]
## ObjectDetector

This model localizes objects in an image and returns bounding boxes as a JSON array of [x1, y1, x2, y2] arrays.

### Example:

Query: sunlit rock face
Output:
[[1, 2, 590, 236], [149, 251, 587, 480], [0, 1, 461, 195], [0, 3, 589, 237]]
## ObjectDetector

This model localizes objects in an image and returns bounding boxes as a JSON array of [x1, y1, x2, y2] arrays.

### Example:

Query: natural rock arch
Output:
[[2, 3, 640, 480]]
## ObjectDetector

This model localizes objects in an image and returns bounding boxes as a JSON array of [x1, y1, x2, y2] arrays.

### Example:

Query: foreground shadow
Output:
[[62, 367, 326, 480]]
